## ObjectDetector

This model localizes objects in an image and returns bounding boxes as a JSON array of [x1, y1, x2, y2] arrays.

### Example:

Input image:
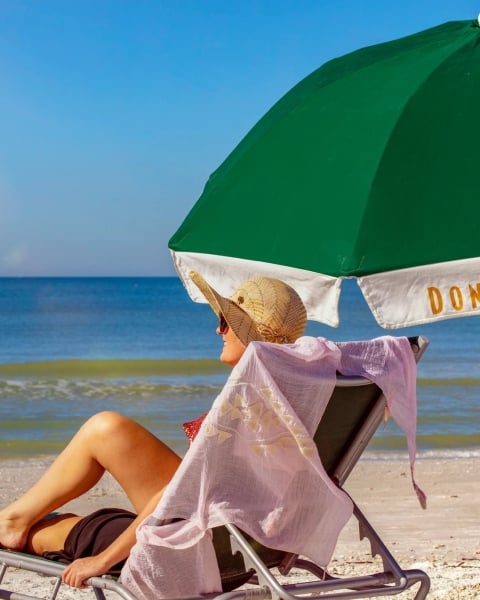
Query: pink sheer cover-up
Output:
[[121, 336, 422, 600]]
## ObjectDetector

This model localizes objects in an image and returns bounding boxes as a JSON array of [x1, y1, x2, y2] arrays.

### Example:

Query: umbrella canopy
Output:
[[169, 17, 480, 329]]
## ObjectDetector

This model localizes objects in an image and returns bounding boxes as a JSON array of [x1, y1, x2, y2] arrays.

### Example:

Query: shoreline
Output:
[[1, 445, 480, 464], [0, 455, 479, 599]]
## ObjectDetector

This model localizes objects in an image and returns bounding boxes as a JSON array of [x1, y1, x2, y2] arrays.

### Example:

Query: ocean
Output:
[[0, 277, 478, 460]]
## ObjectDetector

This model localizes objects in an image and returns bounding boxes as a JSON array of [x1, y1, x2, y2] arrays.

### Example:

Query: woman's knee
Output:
[[79, 411, 138, 441]]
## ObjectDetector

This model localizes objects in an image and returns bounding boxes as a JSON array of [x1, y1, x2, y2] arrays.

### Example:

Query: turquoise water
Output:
[[0, 277, 479, 459]]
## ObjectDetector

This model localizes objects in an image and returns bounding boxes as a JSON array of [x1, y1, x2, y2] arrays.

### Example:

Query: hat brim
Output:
[[189, 271, 264, 346]]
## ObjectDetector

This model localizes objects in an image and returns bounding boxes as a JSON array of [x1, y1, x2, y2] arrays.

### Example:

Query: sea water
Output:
[[0, 277, 478, 459]]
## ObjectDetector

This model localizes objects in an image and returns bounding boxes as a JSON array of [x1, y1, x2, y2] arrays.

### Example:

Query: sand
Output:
[[332, 457, 480, 599], [0, 455, 478, 599]]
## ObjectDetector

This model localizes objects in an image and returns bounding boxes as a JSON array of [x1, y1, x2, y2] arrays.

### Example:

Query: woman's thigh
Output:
[[26, 513, 83, 555], [83, 412, 182, 511]]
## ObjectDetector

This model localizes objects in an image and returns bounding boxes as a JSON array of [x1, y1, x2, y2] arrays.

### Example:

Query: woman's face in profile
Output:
[[217, 320, 246, 366]]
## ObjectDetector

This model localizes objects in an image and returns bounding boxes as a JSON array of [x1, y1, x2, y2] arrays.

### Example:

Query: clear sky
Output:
[[1, 0, 478, 276]]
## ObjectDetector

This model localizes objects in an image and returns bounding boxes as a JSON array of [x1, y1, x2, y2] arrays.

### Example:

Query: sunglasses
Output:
[[218, 313, 229, 334]]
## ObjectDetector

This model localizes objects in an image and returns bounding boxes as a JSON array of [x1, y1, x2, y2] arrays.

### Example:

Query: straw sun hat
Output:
[[189, 270, 307, 346]]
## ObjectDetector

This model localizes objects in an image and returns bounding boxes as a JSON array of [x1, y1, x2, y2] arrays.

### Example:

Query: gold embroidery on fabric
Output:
[[208, 385, 316, 455], [204, 423, 217, 437], [251, 436, 296, 457], [216, 430, 233, 443], [248, 402, 264, 419], [260, 411, 281, 430], [301, 446, 315, 458], [246, 418, 259, 432], [291, 425, 306, 437], [219, 393, 243, 420], [271, 399, 284, 412], [251, 444, 270, 456], [204, 422, 233, 444], [259, 387, 274, 401]]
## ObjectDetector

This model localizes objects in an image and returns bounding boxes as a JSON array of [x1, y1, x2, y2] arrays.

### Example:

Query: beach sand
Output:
[[0, 455, 478, 599]]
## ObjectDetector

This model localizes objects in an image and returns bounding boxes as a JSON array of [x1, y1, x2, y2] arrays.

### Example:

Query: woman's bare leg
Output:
[[0, 411, 181, 550]]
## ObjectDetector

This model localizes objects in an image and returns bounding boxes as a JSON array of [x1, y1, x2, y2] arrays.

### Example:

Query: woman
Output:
[[0, 271, 307, 588]]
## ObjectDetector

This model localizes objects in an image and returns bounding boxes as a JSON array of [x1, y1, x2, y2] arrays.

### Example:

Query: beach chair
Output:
[[0, 335, 430, 600]]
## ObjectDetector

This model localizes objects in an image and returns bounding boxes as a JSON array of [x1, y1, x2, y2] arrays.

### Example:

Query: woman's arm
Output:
[[61, 487, 166, 588]]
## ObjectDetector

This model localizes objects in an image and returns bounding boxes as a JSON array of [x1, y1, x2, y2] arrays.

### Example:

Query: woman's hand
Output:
[[62, 555, 109, 588]]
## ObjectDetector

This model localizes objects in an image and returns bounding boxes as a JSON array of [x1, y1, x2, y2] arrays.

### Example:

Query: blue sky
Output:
[[1, 0, 478, 276]]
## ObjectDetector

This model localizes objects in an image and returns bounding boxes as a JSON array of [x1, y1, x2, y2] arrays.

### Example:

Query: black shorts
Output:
[[42, 508, 136, 576]]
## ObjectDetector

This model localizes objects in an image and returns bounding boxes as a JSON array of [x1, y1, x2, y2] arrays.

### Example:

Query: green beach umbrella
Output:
[[169, 17, 480, 329]]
